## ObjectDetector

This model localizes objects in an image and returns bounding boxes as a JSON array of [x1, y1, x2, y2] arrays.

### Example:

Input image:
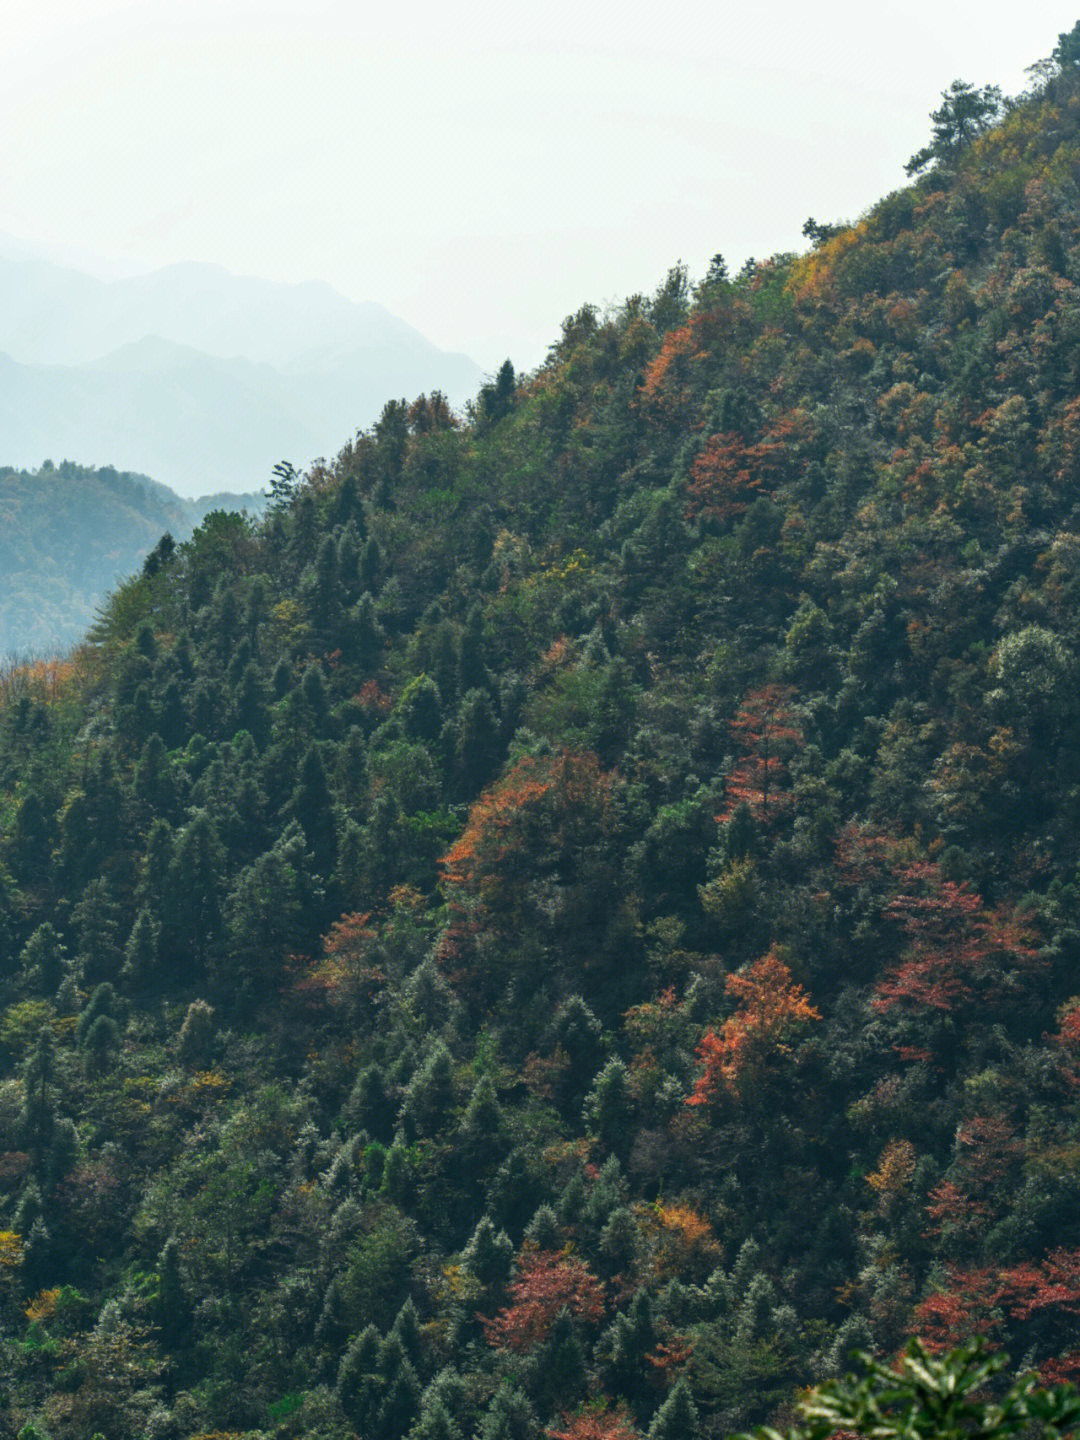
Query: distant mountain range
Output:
[[0, 250, 482, 495], [0, 461, 265, 657]]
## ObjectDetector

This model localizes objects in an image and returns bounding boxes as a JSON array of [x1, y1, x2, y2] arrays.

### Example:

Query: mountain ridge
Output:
[[5, 28, 1080, 1440], [0, 460, 265, 657], [0, 252, 483, 494]]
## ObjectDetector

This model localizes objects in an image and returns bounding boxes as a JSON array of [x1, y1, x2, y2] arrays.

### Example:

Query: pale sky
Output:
[[3, 1, 1077, 372]]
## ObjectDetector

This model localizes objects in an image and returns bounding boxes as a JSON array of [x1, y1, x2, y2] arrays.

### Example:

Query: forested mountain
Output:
[[0, 463, 265, 658], [0, 257, 481, 495], [5, 28, 1080, 1440]]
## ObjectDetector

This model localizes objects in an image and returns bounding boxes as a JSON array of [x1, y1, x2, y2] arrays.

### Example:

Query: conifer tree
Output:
[[20, 923, 66, 997], [20, 1025, 56, 1160], [399, 1041, 455, 1140], [121, 910, 160, 996], [155, 1237, 191, 1348], [534, 1306, 587, 1415], [167, 809, 224, 975], [337, 1324, 383, 1433], [479, 1381, 539, 1440], [350, 1063, 396, 1143], [646, 1379, 698, 1440], [408, 1396, 462, 1440], [82, 1013, 120, 1075], [462, 1216, 514, 1289], [293, 743, 338, 878]]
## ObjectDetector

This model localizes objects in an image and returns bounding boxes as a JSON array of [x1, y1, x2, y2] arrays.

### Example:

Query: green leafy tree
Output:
[[748, 1340, 1080, 1440]]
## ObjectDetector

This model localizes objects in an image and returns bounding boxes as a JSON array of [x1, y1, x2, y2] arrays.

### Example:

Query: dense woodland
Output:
[[0, 464, 263, 658], [4, 28, 1080, 1440]]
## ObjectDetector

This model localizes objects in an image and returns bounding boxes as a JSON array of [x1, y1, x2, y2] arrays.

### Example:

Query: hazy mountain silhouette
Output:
[[0, 250, 482, 495]]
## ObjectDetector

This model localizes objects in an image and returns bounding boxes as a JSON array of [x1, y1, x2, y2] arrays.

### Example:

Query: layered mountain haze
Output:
[[0, 252, 482, 494], [8, 29, 1080, 1440]]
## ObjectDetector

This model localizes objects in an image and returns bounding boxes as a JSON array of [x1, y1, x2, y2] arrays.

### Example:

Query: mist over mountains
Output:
[[0, 248, 482, 496]]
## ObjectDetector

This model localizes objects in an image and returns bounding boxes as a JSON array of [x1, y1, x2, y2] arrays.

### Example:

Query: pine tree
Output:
[[584, 1059, 634, 1156], [121, 909, 160, 996], [458, 1074, 507, 1174], [337, 1324, 383, 1433], [534, 1306, 587, 1416], [155, 1237, 191, 1348], [167, 809, 224, 976], [76, 983, 119, 1045], [73, 877, 122, 985], [478, 1381, 539, 1440], [134, 733, 176, 818], [82, 1013, 120, 1075], [177, 1000, 215, 1066], [399, 1041, 455, 1140], [349, 1063, 396, 1143], [20, 923, 66, 997], [646, 1380, 698, 1440], [408, 1396, 462, 1440], [462, 1216, 514, 1289], [293, 744, 338, 878]]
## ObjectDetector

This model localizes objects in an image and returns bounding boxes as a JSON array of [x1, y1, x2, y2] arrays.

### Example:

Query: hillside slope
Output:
[[0, 462, 265, 656], [4, 35, 1080, 1440]]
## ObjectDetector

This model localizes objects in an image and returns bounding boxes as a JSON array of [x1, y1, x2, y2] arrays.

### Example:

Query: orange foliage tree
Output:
[[639, 310, 735, 424], [1052, 998, 1080, 1085], [481, 1245, 605, 1353], [643, 1200, 720, 1283], [687, 950, 820, 1105], [548, 1403, 641, 1440], [685, 409, 815, 524], [291, 912, 384, 1020], [437, 754, 610, 944]]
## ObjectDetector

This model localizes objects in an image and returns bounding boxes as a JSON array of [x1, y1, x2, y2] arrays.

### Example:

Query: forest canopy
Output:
[[5, 29, 1080, 1440]]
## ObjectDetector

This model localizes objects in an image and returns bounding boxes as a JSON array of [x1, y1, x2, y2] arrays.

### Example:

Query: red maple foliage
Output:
[[547, 1403, 641, 1440], [872, 862, 1039, 1015], [685, 409, 814, 523], [1057, 1001, 1080, 1048], [292, 912, 384, 1014], [639, 310, 734, 420], [482, 1245, 605, 1353], [1037, 1352, 1080, 1386], [913, 1266, 1001, 1350], [914, 1249, 1080, 1355], [1051, 999, 1080, 1085], [995, 1248, 1080, 1321], [687, 949, 820, 1105], [719, 684, 803, 825], [924, 1179, 989, 1242]]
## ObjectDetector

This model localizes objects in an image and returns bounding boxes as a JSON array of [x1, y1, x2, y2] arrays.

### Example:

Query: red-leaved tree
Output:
[[719, 684, 803, 825], [548, 1403, 641, 1440], [872, 862, 1039, 1015], [440, 750, 612, 924], [915, 1249, 1080, 1376], [685, 409, 815, 523], [482, 1245, 605, 1352]]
